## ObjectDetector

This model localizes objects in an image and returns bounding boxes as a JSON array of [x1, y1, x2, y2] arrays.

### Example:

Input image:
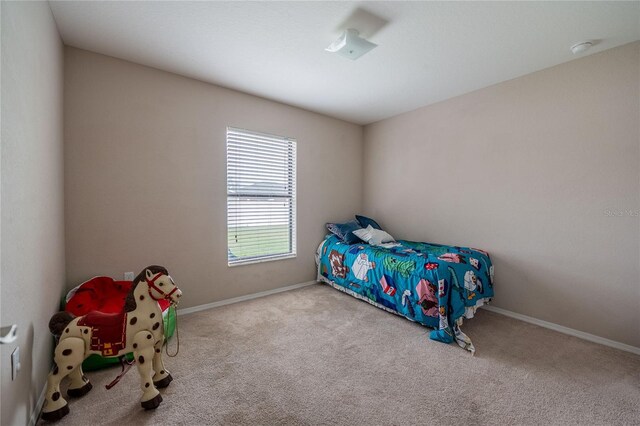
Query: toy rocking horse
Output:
[[41, 266, 182, 422]]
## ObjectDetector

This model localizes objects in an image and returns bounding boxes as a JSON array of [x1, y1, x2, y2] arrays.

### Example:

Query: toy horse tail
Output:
[[49, 311, 76, 336]]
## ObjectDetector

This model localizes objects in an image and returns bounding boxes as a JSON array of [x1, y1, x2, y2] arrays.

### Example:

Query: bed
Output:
[[315, 231, 494, 354]]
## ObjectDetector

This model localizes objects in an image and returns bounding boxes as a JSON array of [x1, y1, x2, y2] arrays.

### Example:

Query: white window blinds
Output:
[[226, 127, 297, 265]]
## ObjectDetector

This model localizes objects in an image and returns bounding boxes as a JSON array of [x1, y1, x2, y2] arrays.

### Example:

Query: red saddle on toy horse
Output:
[[77, 311, 128, 357]]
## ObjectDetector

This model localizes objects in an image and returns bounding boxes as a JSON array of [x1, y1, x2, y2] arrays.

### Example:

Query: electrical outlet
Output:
[[124, 272, 135, 281], [11, 347, 20, 380]]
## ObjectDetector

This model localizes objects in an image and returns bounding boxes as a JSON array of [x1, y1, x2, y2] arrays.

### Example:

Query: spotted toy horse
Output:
[[41, 266, 182, 422]]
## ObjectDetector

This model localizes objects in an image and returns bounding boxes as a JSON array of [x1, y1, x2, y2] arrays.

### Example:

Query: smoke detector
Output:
[[325, 29, 377, 60], [570, 41, 593, 55]]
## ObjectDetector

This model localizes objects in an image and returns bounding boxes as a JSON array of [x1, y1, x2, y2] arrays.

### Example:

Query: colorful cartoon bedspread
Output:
[[316, 235, 494, 353]]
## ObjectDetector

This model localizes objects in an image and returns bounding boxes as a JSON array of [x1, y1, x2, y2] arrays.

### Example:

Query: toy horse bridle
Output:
[[145, 273, 180, 358], [146, 272, 179, 303]]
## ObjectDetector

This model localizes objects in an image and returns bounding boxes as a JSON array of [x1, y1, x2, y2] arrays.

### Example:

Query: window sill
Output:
[[228, 253, 297, 267]]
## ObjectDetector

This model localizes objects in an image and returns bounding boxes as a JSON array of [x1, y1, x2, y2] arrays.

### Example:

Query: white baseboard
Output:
[[178, 281, 317, 316], [29, 367, 51, 426], [482, 305, 640, 356]]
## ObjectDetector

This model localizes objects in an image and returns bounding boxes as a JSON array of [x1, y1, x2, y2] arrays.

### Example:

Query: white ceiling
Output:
[[49, 1, 640, 125]]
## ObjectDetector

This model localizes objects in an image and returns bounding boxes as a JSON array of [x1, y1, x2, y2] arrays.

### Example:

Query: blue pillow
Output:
[[326, 220, 363, 244], [355, 215, 382, 230]]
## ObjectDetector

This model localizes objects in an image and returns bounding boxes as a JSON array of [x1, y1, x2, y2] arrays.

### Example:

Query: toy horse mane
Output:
[[123, 265, 169, 312]]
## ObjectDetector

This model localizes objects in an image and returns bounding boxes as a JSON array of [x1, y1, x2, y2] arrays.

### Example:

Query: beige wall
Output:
[[1, 2, 65, 425], [64, 47, 363, 309], [363, 42, 640, 348]]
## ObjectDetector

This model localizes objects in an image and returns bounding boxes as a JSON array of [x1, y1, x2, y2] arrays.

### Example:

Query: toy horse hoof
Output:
[[141, 393, 163, 410], [41, 404, 70, 422], [153, 373, 173, 389], [67, 381, 93, 398]]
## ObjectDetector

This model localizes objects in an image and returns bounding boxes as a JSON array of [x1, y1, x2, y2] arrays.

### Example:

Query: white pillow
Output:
[[369, 228, 395, 245], [352, 226, 372, 242], [353, 225, 395, 245]]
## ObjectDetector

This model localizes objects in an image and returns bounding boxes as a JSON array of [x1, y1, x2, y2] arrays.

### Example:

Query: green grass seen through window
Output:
[[228, 225, 291, 259]]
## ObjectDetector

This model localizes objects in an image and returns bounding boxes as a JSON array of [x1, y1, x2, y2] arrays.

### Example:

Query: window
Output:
[[226, 127, 296, 266]]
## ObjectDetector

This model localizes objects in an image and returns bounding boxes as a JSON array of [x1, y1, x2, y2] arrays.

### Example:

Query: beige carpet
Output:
[[40, 284, 640, 425]]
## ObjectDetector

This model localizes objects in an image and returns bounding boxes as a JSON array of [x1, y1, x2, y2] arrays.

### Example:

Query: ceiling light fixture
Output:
[[325, 29, 377, 60], [570, 41, 593, 55]]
